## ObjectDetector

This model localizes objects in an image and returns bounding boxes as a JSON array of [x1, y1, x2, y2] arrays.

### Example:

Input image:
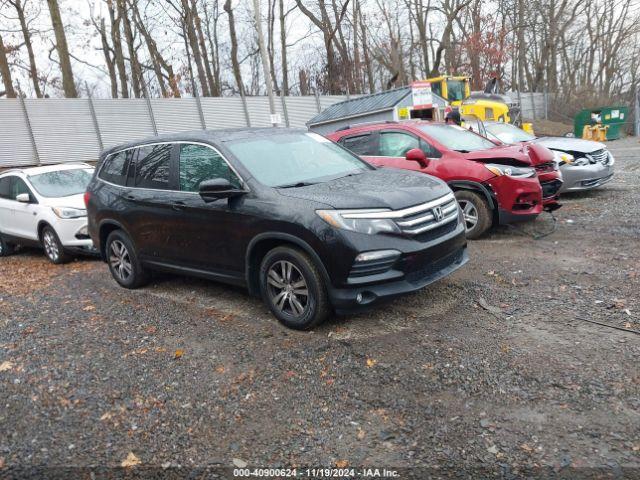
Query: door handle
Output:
[[125, 194, 137, 201], [172, 202, 185, 211]]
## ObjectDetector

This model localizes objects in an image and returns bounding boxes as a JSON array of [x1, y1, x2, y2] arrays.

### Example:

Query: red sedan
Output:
[[327, 121, 562, 239]]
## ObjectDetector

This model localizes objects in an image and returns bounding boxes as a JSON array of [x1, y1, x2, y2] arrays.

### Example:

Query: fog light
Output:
[[77, 225, 88, 236], [355, 249, 401, 262], [356, 293, 364, 304]]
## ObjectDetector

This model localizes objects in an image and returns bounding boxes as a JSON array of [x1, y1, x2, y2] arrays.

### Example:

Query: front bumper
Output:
[[50, 217, 95, 249], [487, 175, 543, 225], [559, 163, 614, 192], [327, 223, 468, 313]]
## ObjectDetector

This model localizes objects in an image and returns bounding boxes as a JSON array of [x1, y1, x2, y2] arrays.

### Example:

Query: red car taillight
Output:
[[83, 191, 91, 208]]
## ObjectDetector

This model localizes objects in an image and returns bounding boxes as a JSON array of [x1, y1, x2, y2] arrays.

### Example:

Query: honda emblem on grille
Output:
[[433, 206, 444, 222]]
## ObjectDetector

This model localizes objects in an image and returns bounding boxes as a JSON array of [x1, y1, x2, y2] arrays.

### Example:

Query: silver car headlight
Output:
[[571, 156, 590, 166], [484, 163, 536, 178], [51, 206, 87, 219], [316, 209, 401, 235]]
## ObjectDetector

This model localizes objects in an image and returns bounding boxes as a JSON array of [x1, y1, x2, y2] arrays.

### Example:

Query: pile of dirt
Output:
[[527, 119, 574, 137]]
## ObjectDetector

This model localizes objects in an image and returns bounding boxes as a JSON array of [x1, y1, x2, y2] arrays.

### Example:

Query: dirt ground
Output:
[[1, 138, 639, 479]]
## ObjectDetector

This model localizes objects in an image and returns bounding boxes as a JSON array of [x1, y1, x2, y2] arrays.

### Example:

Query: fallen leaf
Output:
[[174, 349, 184, 360], [478, 297, 502, 316], [145, 326, 157, 334], [366, 358, 377, 368], [233, 458, 247, 468], [356, 429, 366, 440], [121, 452, 141, 468], [100, 412, 113, 421], [487, 445, 499, 454], [83, 305, 96, 311], [335, 460, 348, 468], [0, 457, 4, 468], [215, 365, 225, 374], [0, 361, 14, 372]]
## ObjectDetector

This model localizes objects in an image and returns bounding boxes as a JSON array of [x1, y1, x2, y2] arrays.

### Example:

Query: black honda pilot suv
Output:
[[86, 128, 468, 329]]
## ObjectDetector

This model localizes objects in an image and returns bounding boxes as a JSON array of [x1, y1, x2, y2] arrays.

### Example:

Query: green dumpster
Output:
[[574, 106, 628, 140]]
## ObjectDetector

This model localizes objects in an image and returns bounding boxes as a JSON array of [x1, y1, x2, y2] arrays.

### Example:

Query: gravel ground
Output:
[[1, 138, 639, 479]]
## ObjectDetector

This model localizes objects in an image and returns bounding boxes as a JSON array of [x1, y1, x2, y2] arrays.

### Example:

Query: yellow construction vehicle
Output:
[[425, 75, 518, 124]]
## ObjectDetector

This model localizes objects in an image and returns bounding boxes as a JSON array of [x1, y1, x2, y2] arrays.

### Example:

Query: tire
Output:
[[0, 233, 15, 257], [41, 226, 72, 264], [454, 190, 492, 240], [105, 230, 150, 289], [259, 246, 330, 330]]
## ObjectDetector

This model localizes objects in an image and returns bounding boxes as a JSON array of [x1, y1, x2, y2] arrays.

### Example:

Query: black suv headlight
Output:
[[316, 209, 401, 235]]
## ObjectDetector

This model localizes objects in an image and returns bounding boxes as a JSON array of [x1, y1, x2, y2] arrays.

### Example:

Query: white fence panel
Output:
[[93, 99, 155, 149], [25, 99, 100, 164], [150, 98, 202, 134], [285, 97, 320, 128], [0, 100, 36, 167], [200, 97, 247, 128]]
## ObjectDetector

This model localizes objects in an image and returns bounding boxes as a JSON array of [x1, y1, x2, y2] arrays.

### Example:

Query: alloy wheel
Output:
[[266, 260, 309, 317], [43, 230, 60, 262], [458, 200, 479, 232], [109, 240, 133, 282]]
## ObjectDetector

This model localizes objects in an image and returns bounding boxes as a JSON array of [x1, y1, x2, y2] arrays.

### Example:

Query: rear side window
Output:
[[0, 177, 11, 199], [134, 144, 172, 190], [179, 144, 240, 192], [99, 151, 129, 185], [340, 134, 374, 156]]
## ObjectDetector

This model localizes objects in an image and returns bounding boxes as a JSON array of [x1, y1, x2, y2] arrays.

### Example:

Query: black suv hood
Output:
[[277, 168, 450, 210]]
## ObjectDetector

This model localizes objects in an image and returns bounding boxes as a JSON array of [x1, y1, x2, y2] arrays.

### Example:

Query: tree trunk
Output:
[[224, 0, 246, 96], [11, 0, 42, 97], [182, 0, 210, 96], [98, 17, 118, 98], [118, 0, 145, 98], [46, 0, 77, 97], [359, 8, 375, 93], [191, 0, 217, 96], [108, 0, 128, 98], [203, 1, 222, 96], [279, 0, 289, 95], [0, 33, 16, 98]]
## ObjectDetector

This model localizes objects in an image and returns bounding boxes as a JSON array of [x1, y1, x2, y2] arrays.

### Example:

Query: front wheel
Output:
[[454, 190, 492, 239], [259, 246, 330, 330], [0, 232, 15, 257], [41, 226, 72, 264]]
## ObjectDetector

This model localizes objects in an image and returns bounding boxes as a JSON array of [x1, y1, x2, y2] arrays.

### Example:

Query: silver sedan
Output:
[[483, 121, 614, 193]]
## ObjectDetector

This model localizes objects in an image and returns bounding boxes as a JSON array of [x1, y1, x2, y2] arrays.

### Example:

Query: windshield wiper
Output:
[[277, 181, 317, 188]]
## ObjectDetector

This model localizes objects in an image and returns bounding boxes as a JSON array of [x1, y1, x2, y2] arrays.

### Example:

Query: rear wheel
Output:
[[0, 233, 15, 257], [105, 230, 149, 289], [260, 246, 330, 330], [454, 190, 492, 239], [41, 226, 72, 264]]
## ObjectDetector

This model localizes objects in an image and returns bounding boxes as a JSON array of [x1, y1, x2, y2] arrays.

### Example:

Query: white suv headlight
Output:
[[51, 206, 87, 219], [316, 209, 401, 235]]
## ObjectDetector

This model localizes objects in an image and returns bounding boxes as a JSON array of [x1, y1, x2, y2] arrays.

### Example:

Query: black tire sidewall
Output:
[[0, 233, 13, 257], [454, 190, 492, 239], [105, 230, 146, 289], [259, 247, 324, 330]]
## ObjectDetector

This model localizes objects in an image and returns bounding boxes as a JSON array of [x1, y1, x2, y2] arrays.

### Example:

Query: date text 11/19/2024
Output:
[[233, 467, 400, 478]]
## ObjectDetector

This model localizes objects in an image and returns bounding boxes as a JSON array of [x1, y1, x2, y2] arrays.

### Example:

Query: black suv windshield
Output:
[[419, 124, 497, 152], [28, 168, 93, 197], [226, 132, 371, 187]]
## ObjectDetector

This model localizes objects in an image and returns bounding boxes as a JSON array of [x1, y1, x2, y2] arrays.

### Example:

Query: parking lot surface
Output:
[[1, 138, 639, 477]]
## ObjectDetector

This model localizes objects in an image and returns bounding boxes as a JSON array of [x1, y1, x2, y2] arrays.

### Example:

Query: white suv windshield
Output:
[[28, 168, 94, 197], [226, 132, 371, 187], [419, 124, 497, 152], [486, 122, 535, 143]]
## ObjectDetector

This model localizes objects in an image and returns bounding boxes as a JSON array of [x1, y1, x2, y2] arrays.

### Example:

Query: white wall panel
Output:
[[0, 100, 36, 167]]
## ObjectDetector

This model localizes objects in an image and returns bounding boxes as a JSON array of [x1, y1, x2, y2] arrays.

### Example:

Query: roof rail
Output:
[[336, 120, 398, 131]]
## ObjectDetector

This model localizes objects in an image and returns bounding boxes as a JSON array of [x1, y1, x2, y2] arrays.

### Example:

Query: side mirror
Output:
[[199, 178, 246, 202], [405, 148, 429, 168], [16, 193, 31, 203]]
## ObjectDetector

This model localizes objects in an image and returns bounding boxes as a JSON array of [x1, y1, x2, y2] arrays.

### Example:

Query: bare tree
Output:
[[224, 0, 245, 96], [7, 0, 42, 97], [46, 0, 77, 97], [0, 32, 16, 97]]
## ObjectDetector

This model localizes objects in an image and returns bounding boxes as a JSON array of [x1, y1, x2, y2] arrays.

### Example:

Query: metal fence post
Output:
[[544, 88, 548, 120], [530, 92, 537, 120], [19, 96, 40, 165], [195, 94, 206, 130], [635, 87, 640, 137], [280, 92, 290, 127], [87, 95, 104, 151], [240, 94, 251, 127], [314, 90, 321, 113], [145, 96, 158, 136]]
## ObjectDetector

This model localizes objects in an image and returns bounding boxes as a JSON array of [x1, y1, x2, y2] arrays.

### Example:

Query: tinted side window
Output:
[[179, 144, 240, 192], [340, 134, 374, 156], [0, 177, 11, 199], [134, 144, 172, 189], [378, 132, 420, 157], [11, 177, 31, 198], [420, 139, 442, 158], [99, 151, 129, 185]]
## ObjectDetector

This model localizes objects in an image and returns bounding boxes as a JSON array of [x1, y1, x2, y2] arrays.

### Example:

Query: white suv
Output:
[[0, 163, 95, 264]]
